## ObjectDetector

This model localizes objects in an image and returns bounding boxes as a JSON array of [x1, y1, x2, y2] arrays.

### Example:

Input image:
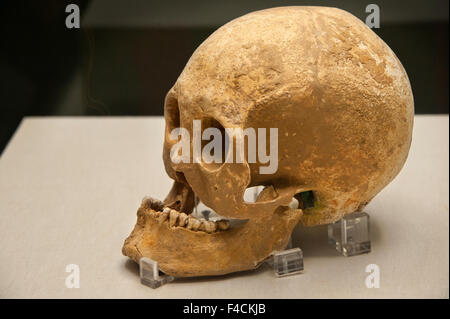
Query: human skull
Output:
[[123, 6, 413, 277]]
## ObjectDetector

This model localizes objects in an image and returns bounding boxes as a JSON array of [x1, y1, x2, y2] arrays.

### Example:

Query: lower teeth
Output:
[[142, 196, 231, 232]]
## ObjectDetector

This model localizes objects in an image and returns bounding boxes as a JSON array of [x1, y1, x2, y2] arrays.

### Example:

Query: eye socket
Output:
[[165, 95, 180, 132]]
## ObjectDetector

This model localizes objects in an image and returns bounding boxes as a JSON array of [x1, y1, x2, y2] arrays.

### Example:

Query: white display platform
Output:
[[0, 115, 448, 298]]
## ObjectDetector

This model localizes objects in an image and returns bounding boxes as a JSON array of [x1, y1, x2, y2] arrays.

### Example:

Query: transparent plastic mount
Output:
[[266, 247, 304, 277], [139, 257, 174, 289], [328, 211, 371, 256]]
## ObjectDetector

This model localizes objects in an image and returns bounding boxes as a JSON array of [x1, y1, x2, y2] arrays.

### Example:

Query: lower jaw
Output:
[[122, 196, 301, 277]]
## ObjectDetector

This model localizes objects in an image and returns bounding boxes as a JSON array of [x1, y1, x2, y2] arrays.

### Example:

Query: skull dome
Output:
[[123, 6, 413, 277]]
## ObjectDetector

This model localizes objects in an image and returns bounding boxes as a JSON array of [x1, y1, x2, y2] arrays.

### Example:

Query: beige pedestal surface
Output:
[[0, 115, 448, 298]]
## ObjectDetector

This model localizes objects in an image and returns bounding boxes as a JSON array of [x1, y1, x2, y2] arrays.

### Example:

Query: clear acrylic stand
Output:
[[266, 237, 304, 277], [328, 211, 371, 256], [139, 257, 174, 289], [267, 248, 304, 277]]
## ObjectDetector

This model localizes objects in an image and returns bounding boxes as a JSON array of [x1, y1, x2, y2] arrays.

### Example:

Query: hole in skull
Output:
[[291, 191, 315, 209], [199, 118, 228, 170]]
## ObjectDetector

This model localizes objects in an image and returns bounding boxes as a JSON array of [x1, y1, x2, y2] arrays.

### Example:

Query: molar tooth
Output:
[[158, 211, 169, 223], [198, 221, 206, 232], [169, 210, 179, 227], [217, 220, 230, 231], [187, 217, 201, 231], [178, 213, 188, 226], [163, 207, 171, 214], [204, 221, 217, 233], [187, 217, 194, 230]]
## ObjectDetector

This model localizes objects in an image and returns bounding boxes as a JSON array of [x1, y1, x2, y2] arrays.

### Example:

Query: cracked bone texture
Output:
[[123, 7, 413, 277]]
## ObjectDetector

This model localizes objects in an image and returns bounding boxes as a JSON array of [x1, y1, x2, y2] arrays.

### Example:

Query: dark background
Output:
[[0, 0, 448, 154]]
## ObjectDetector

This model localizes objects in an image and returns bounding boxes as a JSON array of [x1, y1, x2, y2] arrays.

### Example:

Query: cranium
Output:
[[123, 6, 413, 277]]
